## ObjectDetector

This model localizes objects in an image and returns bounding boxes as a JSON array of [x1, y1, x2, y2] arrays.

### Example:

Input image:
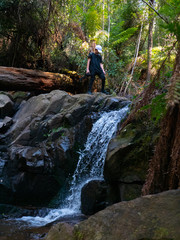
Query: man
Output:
[[86, 45, 107, 94]]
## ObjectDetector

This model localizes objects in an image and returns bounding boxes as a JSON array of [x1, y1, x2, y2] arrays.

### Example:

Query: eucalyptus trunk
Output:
[[102, 0, 105, 32], [146, 0, 154, 82], [107, 0, 110, 43]]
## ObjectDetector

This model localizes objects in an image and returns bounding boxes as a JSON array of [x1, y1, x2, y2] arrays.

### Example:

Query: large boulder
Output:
[[104, 114, 160, 202], [46, 189, 180, 240], [1, 90, 128, 206]]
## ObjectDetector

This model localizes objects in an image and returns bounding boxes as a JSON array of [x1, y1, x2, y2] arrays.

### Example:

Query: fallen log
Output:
[[0, 66, 88, 94]]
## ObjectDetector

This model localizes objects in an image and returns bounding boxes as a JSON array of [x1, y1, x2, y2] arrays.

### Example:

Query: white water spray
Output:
[[17, 105, 129, 226]]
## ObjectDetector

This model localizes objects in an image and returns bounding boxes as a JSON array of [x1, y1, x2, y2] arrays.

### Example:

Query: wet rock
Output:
[[9, 145, 49, 172], [0, 184, 13, 204], [11, 91, 32, 110], [47, 189, 180, 240], [0, 204, 42, 218], [104, 115, 159, 202], [118, 182, 143, 201], [0, 90, 129, 206], [11, 172, 61, 205], [0, 116, 13, 133], [0, 94, 14, 118], [81, 180, 108, 215], [103, 97, 130, 111]]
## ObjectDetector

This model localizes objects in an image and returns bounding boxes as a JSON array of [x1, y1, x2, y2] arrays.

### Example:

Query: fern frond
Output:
[[167, 76, 180, 106], [167, 43, 180, 106], [111, 27, 138, 46]]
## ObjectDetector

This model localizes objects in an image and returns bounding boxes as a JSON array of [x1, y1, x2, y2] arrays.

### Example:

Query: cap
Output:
[[95, 45, 102, 54]]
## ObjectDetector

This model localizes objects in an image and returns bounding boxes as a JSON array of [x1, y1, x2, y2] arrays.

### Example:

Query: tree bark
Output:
[[107, 0, 110, 43], [142, 103, 180, 195], [146, 0, 154, 82], [0, 66, 87, 94], [142, 43, 180, 195]]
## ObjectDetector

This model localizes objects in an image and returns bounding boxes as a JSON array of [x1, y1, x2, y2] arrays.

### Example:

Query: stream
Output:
[[0, 105, 129, 240]]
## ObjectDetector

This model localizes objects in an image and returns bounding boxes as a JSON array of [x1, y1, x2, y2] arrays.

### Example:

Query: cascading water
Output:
[[17, 104, 129, 226], [64, 105, 129, 212]]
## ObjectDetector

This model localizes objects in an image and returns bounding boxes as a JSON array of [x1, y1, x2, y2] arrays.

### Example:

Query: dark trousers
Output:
[[88, 72, 105, 92]]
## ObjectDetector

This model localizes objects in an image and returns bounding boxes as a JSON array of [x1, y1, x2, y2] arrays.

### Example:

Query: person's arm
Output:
[[86, 58, 91, 73], [100, 63, 106, 74]]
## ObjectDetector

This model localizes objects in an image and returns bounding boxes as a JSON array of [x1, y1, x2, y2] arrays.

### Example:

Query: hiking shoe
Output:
[[87, 90, 92, 95], [101, 90, 108, 95]]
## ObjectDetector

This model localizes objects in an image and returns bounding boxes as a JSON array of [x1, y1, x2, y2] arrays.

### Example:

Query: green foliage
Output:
[[141, 46, 176, 70], [74, 230, 84, 240], [140, 93, 167, 123], [0, 0, 49, 67], [94, 30, 109, 46], [103, 48, 125, 90], [154, 227, 169, 238], [167, 65, 180, 105], [112, 27, 138, 46], [110, 0, 141, 50], [44, 127, 64, 138], [62, 36, 88, 74], [82, 6, 102, 37], [158, 0, 180, 40]]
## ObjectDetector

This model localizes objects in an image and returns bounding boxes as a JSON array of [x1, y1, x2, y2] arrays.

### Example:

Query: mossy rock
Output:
[[45, 222, 73, 240], [104, 115, 159, 183], [104, 113, 160, 202], [46, 190, 180, 240]]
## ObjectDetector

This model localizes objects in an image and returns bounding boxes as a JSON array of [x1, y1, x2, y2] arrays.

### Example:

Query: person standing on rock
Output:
[[86, 45, 107, 94]]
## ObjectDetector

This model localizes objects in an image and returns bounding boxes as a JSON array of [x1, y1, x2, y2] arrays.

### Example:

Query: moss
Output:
[[105, 107, 160, 184], [120, 183, 142, 201], [139, 93, 167, 124], [12, 91, 28, 99], [74, 230, 84, 240], [154, 227, 170, 238]]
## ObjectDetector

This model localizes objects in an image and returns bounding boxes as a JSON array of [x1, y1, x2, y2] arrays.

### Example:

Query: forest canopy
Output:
[[0, 0, 180, 95]]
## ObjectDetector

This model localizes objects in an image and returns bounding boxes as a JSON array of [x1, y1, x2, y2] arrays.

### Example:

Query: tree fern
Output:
[[167, 45, 180, 106], [111, 27, 138, 46], [167, 75, 180, 105]]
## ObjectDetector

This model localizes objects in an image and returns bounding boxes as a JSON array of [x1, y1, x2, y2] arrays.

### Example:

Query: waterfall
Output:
[[17, 105, 129, 226], [64, 105, 129, 212]]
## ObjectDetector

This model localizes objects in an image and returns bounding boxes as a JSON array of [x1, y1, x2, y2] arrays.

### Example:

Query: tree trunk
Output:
[[0, 66, 87, 94], [146, 0, 154, 82], [142, 43, 180, 195], [107, 0, 110, 43], [102, 0, 105, 33], [123, 22, 143, 95]]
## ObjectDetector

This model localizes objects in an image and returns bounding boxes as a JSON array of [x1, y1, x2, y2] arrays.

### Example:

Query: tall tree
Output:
[[107, 0, 111, 43], [146, 0, 155, 82]]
